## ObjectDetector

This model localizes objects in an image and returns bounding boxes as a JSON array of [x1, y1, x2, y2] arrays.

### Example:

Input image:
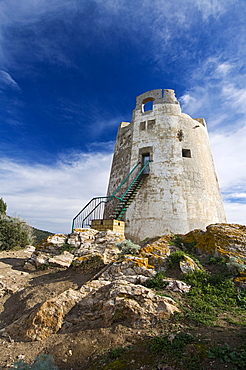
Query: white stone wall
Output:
[[106, 89, 226, 242]]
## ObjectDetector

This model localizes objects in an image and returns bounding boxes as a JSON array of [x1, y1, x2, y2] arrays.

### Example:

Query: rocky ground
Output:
[[0, 224, 245, 369]]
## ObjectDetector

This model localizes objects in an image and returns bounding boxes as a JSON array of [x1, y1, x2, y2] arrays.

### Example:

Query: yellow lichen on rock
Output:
[[140, 235, 177, 270], [183, 224, 246, 261], [72, 253, 104, 270]]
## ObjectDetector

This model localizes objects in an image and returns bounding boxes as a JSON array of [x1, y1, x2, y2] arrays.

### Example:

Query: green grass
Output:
[[181, 270, 246, 325], [150, 332, 203, 369]]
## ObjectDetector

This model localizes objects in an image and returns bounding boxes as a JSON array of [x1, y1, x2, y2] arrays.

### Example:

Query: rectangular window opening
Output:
[[147, 119, 156, 129], [182, 149, 191, 158], [140, 121, 146, 130]]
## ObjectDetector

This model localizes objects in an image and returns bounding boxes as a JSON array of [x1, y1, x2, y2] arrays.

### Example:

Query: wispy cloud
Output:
[[0, 0, 240, 73], [0, 151, 113, 233], [180, 57, 246, 131], [0, 70, 20, 90]]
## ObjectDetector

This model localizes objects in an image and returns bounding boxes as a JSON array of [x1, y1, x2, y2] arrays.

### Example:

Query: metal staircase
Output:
[[111, 173, 147, 220], [72, 160, 150, 230]]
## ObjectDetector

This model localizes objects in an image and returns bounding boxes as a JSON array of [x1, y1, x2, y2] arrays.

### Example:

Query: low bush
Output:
[[0, 214, 33, 251], [208, 341, 246, 369], [169, 234, 196, 252], [116, 239, 141, 255], [167, 250, 203, 269], [108, 346, 126, 359], [144, 272, 167, 290]]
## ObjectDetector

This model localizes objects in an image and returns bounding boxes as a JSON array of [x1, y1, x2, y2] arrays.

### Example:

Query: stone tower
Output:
[[105, 89, 226, 242]]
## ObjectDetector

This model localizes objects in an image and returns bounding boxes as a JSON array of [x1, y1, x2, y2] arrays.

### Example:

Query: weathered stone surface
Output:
[[67, 228, 98, 247], [140, 235, 179, 271], [183, 223, 246, 262], [75, 279, 180, 328], [36, 234, 67, 254], [23, 229, 124, 270], [75, 230, 124, 263], [0, 281, 15, 297], [23, 260, 37, 271], [23, 251, 49, 270], [164, 279, 191, 293], [179, 255, 201, 274], [48, 251, 74, 268], [72, 253, 104, 271], [99, 256, 155, 282], [4, 289, 82, 341]]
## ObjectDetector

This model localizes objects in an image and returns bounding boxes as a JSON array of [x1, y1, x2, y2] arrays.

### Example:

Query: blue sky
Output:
[[0, 0, 245, 233]]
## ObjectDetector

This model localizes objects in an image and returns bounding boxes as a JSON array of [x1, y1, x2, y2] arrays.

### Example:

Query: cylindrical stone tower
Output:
[[106, 89, 226, 241]]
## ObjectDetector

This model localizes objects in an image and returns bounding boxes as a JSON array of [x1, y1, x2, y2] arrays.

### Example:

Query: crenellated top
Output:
[[135, 89, 179, 113]]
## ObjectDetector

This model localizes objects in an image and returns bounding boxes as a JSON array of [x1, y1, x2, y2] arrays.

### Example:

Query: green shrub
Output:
[[167, 250, 203, 269], [207, 255, 227, 265], [0, 214, 33, 251], [116, 239, 141, 255], [59, 243, 75, 253], [169, 234, 196, 252], [150, 332, 200, 369], [13, 354, 58, 369], [167, 250, 186, 266], [144, 272, 167, 290]]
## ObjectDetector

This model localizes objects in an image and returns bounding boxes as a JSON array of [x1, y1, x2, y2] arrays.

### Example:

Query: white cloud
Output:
[[209, 125, 246, 225], [0, 70, 20, 90], [179, 54, 246, 226], [223, 202, 246, 226], [180, 57, 246, 131], [0, 152, 113, 233]]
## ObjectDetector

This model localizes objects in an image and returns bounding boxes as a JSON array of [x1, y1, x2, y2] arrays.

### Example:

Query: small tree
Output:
[[0, 198, 7, 215], [0, 215, 33, 251]]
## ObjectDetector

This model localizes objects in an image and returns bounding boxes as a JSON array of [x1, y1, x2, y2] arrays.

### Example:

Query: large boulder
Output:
[[72, 279, 180, 328], [179, 255, 201, 274], [36, 234, 67, 254], [66, 228, 98, 247], [183, 224, 246, 262], [4, 289, 82, 341], [72, 253, 105, 271]]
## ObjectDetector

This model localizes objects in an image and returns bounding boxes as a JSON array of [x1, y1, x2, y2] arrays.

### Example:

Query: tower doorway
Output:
[[142, 154, 150, 174]]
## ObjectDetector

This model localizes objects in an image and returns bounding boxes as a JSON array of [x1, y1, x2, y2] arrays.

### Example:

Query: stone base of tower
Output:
[[91, 219, 125, 235]]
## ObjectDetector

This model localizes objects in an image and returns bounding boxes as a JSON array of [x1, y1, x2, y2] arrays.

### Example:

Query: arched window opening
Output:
[[142, 98, 155, 113]]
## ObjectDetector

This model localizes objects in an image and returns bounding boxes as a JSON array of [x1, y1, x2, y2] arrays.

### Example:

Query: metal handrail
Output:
[[109, 161, 141, 199], [72, 160, 151, 231], [72, 196, 109, 230], [121, 160, 151, 200], [82, 199, 108, 226]]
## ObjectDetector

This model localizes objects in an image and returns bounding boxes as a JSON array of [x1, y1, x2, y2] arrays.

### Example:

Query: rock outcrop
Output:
[[4, 289, 82, 341], [183, 224, 246, 261], [3, 223, 246, 342]]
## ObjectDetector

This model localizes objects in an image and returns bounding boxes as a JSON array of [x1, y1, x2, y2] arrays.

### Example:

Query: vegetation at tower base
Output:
[[0, 223, 246, 369]]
